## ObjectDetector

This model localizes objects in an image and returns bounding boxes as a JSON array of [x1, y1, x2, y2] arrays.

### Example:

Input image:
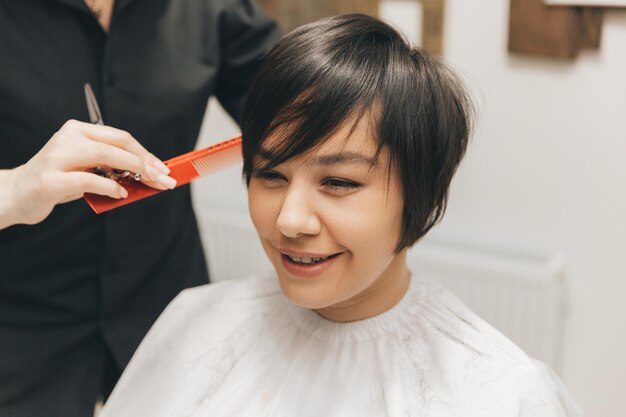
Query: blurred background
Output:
[[191, 1, 626, 416]]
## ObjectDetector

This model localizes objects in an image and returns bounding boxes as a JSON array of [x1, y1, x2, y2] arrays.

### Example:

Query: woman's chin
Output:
[[277, 278, 334, 310]]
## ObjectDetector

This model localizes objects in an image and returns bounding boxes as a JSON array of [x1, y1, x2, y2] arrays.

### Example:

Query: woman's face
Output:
[[248, 115, 410, 322]]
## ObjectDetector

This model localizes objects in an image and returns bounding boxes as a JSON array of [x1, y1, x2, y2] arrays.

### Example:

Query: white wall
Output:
[[441, 3, 626, 417], [192, 2, 626, 416]]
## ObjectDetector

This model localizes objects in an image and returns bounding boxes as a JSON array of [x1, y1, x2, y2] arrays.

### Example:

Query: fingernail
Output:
[[158, 174, 177, 189], [120, 188, 128, 198], [153, 159, 170, 175], [145, 165, 161, 181]]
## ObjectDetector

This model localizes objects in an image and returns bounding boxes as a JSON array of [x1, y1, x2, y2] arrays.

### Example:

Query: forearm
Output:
[[0, 168, 21, 230]]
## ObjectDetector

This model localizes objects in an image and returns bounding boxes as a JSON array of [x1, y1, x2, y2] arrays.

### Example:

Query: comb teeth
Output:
[[191, 142, 242, 176]]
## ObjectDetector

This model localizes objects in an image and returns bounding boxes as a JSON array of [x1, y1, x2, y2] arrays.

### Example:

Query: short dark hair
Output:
[[242, 13, 473, 251]]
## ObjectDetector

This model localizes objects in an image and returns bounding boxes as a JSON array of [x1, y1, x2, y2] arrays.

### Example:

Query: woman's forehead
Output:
[[307, 123, 379, 160], [259, 111, 381, 162]]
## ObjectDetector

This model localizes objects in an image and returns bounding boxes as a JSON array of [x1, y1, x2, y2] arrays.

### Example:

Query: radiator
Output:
[[198, 209, 565, 371], [407, 235, 565, 371]]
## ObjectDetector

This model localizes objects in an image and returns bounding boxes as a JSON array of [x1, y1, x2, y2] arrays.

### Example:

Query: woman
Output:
[[100, 14, 582, 416]]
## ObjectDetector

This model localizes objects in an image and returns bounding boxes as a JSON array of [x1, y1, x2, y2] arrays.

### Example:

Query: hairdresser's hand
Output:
[[0, 120, 176, 229]]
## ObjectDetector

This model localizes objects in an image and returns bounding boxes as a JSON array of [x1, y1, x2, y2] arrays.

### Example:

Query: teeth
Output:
[[287, 255, 330, 264]]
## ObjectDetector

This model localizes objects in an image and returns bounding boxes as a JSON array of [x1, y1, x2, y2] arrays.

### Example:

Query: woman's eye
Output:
[[254, 170, 285, 182], [323, 178, 361, 190]]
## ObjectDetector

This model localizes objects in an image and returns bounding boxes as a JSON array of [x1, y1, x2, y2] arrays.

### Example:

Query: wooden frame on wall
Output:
[[258, 0, 447, 55], [545, 0, 626, 5], [508, 0, 605, 59], [257, 0, 379, 32], [422, 0, 445, 54]]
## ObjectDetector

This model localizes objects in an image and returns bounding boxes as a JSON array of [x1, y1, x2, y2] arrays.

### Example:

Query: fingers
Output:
[[69, 120, 170, 173], [55, 120, 176, 189], [140, 176, 176, 191], [56, 171, 129, 200], [79, 142, 151, 177], [54, 170, 174, 205], [87, 145, 177, 189]]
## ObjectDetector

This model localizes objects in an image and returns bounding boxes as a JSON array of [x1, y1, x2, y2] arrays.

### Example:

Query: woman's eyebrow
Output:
[[310, 152, 378, 167], [255, 149, 378, 166]]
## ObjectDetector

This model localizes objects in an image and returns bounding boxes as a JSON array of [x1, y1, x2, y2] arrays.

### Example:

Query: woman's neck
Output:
[[314, 251, 411, 323]]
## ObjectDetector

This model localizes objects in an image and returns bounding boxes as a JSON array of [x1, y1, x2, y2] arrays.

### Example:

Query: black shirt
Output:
[[0, 0, 280, 371]]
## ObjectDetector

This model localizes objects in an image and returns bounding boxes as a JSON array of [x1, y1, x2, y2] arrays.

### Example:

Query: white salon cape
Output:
[[100, 275, 583, 417]]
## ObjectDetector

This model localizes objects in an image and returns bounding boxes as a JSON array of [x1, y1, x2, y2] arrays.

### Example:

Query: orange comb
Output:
[[84, 136, 242, 214]]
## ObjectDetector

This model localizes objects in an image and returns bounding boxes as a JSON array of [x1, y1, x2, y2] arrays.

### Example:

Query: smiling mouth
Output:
[[282, 253, 341, 265]]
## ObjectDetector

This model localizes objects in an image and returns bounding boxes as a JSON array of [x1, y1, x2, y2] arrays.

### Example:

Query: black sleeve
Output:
[[214, 0, 282, 124]]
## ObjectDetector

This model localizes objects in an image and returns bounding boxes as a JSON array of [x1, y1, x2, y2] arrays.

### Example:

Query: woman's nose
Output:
[[276, 188, 321, 238]]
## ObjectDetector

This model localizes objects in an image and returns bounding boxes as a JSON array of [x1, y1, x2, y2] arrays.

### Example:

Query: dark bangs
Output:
[[241, 14, 402, 179]]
